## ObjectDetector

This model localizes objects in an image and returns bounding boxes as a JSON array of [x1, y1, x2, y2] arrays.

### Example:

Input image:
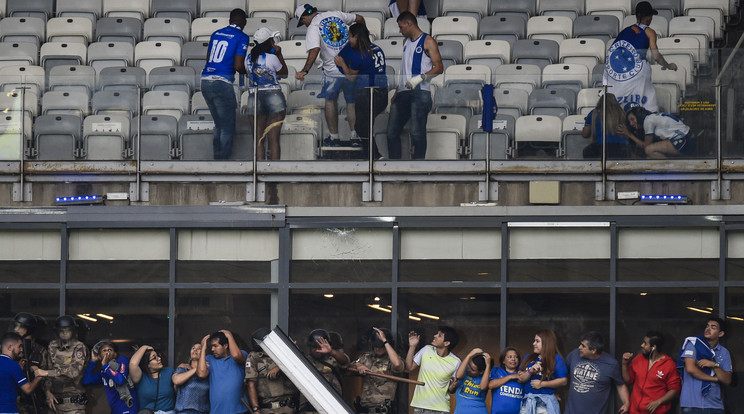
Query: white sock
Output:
[[330, 133, 339, 139]]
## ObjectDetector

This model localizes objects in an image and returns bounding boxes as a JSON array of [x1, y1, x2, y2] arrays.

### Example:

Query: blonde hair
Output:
[[591, 93, 625, 140]]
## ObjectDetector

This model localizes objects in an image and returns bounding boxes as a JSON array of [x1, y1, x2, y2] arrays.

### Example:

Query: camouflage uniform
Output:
[[245, 351, 299, 414], [18, 339, 48, 414], [355, 353, 404, 413], [299, 353, 346, 413], [43, 338, 89, 414]]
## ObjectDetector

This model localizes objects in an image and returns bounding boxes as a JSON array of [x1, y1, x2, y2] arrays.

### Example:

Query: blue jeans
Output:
[[201, 79, 237, 159], [681, 409, 725, 414], [387, 89, 432, 159]]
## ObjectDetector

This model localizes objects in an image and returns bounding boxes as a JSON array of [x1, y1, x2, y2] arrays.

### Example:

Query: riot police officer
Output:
[[351, 328, 404, 414], [245, 328, 300, 414], [299, 329, 349, 413], [10, 312, 48, 414], [43, 316, 89, 414]]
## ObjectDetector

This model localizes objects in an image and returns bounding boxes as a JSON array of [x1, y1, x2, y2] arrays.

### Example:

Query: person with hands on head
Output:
[[449, 348, 491, 414], [488, 347, 523, 414], [516, 330, 567, 414], [172, 343, 209, 414], [83, 341, 138, 414], [0, 332, 48, 414], [620, 105, 697, 159], [129, 345, 176, 414], [197, 330, 249, 414], [678, 318, 732, 414], [350, 327, 404, 414], [245, 328, 299, 414], [405, 327, 461, 414], [621, 331, 680, 414]]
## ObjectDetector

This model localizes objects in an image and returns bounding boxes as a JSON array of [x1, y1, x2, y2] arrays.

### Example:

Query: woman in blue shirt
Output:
[[581, 93, 631, 159], [334, 22, 388, 158], [449, 348, 491, 413], [516, 330, 567, 414], [489, 347, 523, 414], [172, 343, 208, 414], [129, 346, 176, 414]]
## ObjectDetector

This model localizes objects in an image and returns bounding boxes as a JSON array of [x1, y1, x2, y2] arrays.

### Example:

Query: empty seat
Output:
[[527, 16, 573, 43], [40, 42, 87, 71], [433, 84, 482, 118], [622, 15, 668, 38], [0, 17, 45, 46], [132, 114, 179, 160], [384, 16, 429, 40], [425, 113, 467, 159], [652, 65, 687, 112], [0, 43, 38, 68], [576, 87, 603, 115], [0, 65, 45, 96], [56, 0, 102, 22], [514, 114, 562, 157], [41, 90, 90, 118], [311, 0, 343, 13], [142, 90, 190, 120], [441, 0, 489, 19], [191, 17, 228, 41], [684, 0, 727, 41], [179, 114, 215, 160], [144, 17, 190, 46], [668, 16, 714, 59], [244, 18, 287, 43], [573, 15, 620, 43], [287, 89, 324, 114], [90, 89, 138, 117], [493, 64, 542, 94], [200, 0, 245, 17], [190, 91, 209, 114], [632, 0, 680, 22], [436, 40, 463, 69], [562, 114, 588, 159], [585, 0, 632, 23], [287, 19, 308, 40], [96, 17, 143, 45], [149, 66, 197, 94], [7, 0, 53, 22], [0, 112, 32, 160], [658, 35, 700, 76], [0, 89, 38, 117], [463, 39, 510, 71], [182, 41, 209, 75], [489, 0, 536, 20], [248, 0, 296, 20], [538, 0, 585, 20], [134, 41, 181, 79], [280, 113, 320, 160], [493, 87, 529, 119], [98, 66, 146, 91], [276, 40, 308, 72], [512, 39, 559, 70], [33, 114, 82, 160], [46, 17, 94, 44], [442, 64, 491, 87], [344, 0, 390, 22], [88, 41, 134, 74], [559, 38, 606, 71], [103, 0, 149, 20], [431, 16, 478, 47], [541, 63, 589, 93], [468, 114, 515, 159], [83, 114, 130, 159], [376, 39, 404, 73], [479, 15, 526, 48], [48, 65, 96, 96], [150, 0, 197, 21], [528, 88, 575, 118]]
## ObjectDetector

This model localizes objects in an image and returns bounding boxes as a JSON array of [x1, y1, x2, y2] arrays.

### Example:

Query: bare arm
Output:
[[234, 54, 248, 74], [354, 14, 365, 24], [616, 383, 630, 414], [621, 353, 632, 384], [423, 36, 443, 77], [221, 330, 246, 366], [172, 363, 197, 386], [274, 47, 289, 78], [646, 27, 677, 70], [489, 372, 520, 389], [455, 350, 477, 380], [683, 357, 730, 384], [405, 332, 420, 372], [19, 375, 45, 395], [296, 48, 320, 80], [247, 380, 259, 409], [129, 345, 150, 384], [196, 335, 210, 379], [479, 354, 492, 391]]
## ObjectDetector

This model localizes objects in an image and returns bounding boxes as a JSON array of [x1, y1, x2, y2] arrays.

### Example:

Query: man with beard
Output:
[[350, 328, 404, 414], [198, 329, 248, 414], [83, 341, 138, 414], [10, 313, 47, 414], [299, 329, 349, 413], [621, 331, 680, 414], [0, 332, 48, 413], [43, 316, 89, 414]]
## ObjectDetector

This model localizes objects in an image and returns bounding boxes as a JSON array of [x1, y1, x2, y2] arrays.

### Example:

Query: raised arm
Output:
[[172, 363, 197, 386], [196, 335, 210, 379], [455, 348, 480, 380], [221, 330, 246, 366], [621, 352, 633, 384], [405, 331, 421, 372], [129, 345, 150, 384], [479, 353, 492, 391]]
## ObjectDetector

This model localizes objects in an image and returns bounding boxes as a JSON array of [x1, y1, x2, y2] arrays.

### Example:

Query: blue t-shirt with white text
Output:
[[201, 24, 250, 83]]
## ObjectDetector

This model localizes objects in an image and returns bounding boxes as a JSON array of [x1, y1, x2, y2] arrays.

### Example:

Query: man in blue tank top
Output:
[[201, 9, 250, 160]]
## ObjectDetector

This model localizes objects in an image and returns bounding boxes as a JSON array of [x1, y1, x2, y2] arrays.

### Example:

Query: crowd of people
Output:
[[0, 311, 733, 414]]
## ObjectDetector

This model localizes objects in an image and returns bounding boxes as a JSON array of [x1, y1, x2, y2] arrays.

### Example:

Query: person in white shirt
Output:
[[619, 105, 696, 158]]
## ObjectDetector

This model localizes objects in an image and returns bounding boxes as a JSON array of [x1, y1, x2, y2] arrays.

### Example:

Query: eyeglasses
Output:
[[149, 354, 161, 362]]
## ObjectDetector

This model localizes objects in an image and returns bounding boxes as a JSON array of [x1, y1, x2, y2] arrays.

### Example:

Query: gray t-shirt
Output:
[[564, 349, 625, 414]]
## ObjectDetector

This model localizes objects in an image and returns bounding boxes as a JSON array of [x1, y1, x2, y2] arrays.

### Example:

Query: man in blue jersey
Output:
[[201, 8, 250, 160], [0, 332, 48, 414], [197, 330, 248, 414], [603, 1, 677, 112]]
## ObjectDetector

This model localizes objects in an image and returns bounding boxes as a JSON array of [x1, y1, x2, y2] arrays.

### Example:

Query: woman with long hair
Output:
[[334, 22, 388, 158], [172, 343, 209, 414], [489, 346, 524, 414], [581, 93, 631, 159], [619, 105, 696, 159], [517, 330, 567, 414], [245, 27, 288, 160], [129, 346, 176, 414]]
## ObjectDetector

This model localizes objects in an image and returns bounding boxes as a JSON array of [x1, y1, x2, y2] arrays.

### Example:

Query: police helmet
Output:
[[54, 315, 76, 333], [306, 329, 330, 349], [250, 328, 271, 352], [369, 328, 394, 348], [12, 312, 37, 334]]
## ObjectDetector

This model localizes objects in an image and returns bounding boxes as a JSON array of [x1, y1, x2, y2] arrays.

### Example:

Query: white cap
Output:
[[253, 27, 280, 44], [295, 4, 315, 26]]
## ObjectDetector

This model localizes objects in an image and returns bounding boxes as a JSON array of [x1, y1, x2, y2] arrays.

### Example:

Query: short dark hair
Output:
[[499, 346, 521, 369], [645, 331, 665, 352], [708, 317, 726, 333], [396, 11, 417, 25], [472, 354, 486, 372], [439, 326, 459, 351], [580, 331, 605, 354], [1, 332, 21, 348], [209, 331, 229, 346], [229, 8, 247, 24]]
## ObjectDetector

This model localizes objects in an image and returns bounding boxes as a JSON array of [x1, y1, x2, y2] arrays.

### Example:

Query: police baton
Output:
[[348, 369, 424, 386]]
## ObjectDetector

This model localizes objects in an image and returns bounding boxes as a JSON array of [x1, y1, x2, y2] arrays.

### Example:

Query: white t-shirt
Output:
[[305, 11, 357, 76], [643, 113, 690, 141], [245, 53, 282, 90]]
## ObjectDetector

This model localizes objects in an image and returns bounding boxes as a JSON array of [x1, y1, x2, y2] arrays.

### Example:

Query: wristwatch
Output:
[[714, 362, 720, 368], [383, 340, 390, 346], [252, 407, 259, 412]]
